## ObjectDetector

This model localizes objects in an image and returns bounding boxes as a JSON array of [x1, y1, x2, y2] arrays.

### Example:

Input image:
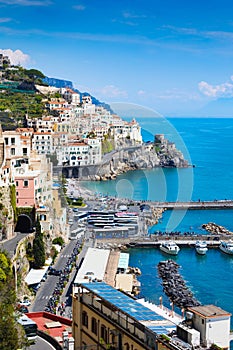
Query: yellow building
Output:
[[72, 282, 177, 350]]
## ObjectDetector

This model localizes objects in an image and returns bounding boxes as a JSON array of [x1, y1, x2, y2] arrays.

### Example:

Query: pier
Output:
[[147, 199, 233, 210]]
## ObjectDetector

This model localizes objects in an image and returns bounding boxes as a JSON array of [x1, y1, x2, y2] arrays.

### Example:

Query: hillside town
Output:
[[0, 53, 231, 350]]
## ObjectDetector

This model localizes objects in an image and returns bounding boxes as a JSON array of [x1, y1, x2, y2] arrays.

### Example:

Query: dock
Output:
[[95, 234, 233, 249], [147, 200, 233, 210]]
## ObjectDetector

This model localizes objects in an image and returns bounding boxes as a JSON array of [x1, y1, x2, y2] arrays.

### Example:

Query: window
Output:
[[24, 180, 29, 187], [100, 325, 108, 343], [82, 311, 88, 328], [16, 181, 18, 187], [91, 317, 97, 335], [11, 137, 15, 145], [5, 138, 8, 145], [11, 148, 15, 155], [23, 148, 27, 155]]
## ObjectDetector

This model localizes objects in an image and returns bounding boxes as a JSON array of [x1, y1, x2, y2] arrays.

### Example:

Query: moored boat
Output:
[[219, 241, 233, 255], [195, 241, 208, 255], [159, 241, 180, 255]]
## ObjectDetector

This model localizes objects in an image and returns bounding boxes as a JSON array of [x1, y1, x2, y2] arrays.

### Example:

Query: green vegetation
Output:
[[67, 196, 84, 207], [32, 218, 45, 268], [10, 185, 17, 222], [0, 65, 48, 130], [154, 146, 161, 153], [159, 334, 170, 342], [51, 246, 58, 263], [52, 236, 65, 246], [0, 250, 28, 349], [210, 344, 223, 350], [3, 66, 46, 85], [101, 134, 115, 154], [0, 91, 45, 129]]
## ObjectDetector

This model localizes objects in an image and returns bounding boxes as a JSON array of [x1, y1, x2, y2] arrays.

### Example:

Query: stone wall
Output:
[[0, 186, 15, 241], [55, 135, 189, 181]]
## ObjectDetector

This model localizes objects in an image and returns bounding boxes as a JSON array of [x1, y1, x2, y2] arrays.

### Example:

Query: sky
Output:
[[1, 0, 233, 116]]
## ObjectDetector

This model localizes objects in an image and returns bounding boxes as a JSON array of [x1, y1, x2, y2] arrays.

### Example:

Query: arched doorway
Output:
[[72, 167, 79, 178], [62, 167, 69, 178]]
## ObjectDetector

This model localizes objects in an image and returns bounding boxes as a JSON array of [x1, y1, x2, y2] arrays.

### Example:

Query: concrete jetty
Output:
[[147, 199, 233, 210]]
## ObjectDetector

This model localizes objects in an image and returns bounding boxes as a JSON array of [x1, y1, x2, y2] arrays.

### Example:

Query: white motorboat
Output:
[[219, 241, 233, 255], [195, 241, 208, 255], [159, 241, 180, 255]]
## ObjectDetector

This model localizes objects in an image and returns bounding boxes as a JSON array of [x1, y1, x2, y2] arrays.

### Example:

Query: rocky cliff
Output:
[[91, 134, 189, 181]]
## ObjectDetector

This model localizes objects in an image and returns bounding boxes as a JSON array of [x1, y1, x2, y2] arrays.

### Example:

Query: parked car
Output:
[[31, 283, 41, 293], [19, 299, 31, 307], [17, 305, 29, 313], [48, 268, 62, 276], [41, 274, 47, 282]]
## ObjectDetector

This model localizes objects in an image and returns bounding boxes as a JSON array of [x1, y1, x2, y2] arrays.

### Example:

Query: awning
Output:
[[25, 258, 52, 285]]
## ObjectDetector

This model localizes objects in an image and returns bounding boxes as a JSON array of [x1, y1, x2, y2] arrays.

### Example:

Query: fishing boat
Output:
[[159, 241, 180, 255], [219, 241, 233, 255], [195, 241, 208, 255]]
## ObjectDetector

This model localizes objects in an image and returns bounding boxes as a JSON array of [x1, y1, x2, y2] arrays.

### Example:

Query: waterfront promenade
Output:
[[147, 199, 233, 210]]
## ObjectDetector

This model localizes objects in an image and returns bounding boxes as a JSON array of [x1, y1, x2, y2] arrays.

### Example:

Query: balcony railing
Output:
[[80, 293, 158, 350]]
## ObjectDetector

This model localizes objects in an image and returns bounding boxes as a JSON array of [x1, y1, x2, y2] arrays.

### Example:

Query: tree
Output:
[[25, 68, 45, 82], [52, 237, 65, 246], [33, 218, 45, 268], [0, 250, 28, 349]]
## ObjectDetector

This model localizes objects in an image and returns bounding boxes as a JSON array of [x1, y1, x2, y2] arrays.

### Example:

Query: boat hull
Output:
[[195, 247, 208, 255], [219, 246, 233, 255], [159, 246, 179, 256]]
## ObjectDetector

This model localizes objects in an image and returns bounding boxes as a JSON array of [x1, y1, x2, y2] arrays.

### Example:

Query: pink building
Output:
[[15, 176, 36, 207]]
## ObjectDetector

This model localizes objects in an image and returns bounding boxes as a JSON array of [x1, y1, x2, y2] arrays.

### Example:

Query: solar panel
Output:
[[82, 282, 165, 322]]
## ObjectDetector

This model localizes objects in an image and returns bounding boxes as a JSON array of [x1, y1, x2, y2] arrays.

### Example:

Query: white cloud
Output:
[[198, 78, 233, 98], [0, 17, 12, 23], [0, 0, 51, 5], [73, 4, 85, 11], [122, 12, 147, 19], [137, 89, 146, 96], [0, 49, 31, 65], [99, 85, 128, 99]]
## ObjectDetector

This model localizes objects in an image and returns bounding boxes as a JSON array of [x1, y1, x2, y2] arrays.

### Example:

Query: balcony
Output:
[[76, 291, 158, 350]]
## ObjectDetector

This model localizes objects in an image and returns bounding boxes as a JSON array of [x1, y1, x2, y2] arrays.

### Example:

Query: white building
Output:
[[63, 141, 90, 166], [85, 138, 102, 164], [188, 304, 231, 349], [61, 87, 81, 105], [32, 131, 53, 155]]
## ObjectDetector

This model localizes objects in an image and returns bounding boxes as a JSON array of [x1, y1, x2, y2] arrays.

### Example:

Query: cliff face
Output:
[[91, 135, 189, 180]]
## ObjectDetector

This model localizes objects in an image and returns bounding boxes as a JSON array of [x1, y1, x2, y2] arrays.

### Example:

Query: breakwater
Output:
[[157, 260, 201, 309], [147, 200, 233, 210]]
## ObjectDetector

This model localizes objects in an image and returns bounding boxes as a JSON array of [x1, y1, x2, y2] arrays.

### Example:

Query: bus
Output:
[[18, 314, 38, 341]]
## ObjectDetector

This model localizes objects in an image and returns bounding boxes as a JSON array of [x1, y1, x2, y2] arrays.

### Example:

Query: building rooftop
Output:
[[79, 282, 176, 335], [27, 312, 72, 344], [74, 248, 110, 285], [188, 304, 231, 318]]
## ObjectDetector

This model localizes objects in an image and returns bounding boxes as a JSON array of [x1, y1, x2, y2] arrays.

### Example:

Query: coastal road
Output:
[[0, 232, 29, 258], [30, 239, 79, 312], [29, 336, 56, 350]]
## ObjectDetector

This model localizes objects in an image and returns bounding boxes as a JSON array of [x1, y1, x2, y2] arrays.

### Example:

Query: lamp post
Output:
[[159, 296, 163, 309]]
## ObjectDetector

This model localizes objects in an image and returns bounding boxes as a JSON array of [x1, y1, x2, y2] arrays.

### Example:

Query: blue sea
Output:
[[83, 117, 233, 328]]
